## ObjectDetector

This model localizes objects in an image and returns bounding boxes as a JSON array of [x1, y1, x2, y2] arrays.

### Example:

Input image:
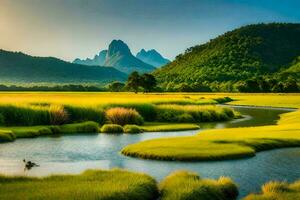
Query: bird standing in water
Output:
[[23, 159, 39, 170]]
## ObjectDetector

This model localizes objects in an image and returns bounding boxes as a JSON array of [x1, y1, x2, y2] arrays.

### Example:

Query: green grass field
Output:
[[0, 169, 159, 200], [122, 100, 300, 161]]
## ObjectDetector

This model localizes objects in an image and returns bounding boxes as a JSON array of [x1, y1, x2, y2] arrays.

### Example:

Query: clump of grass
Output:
[[0, 130, 16, 142], [159, 170, 238, 200], [0, 169, 159, 200], [262, 181, 290, 194], [156, 105, 236, 123], [103, 103, 156, 121], [64, 105, 105, 124], [60, 121, 99, 134], [49, 105, 69, 125], [213, 97, 233, 104], [244, 180, 300, 200], [101, 124, 124, 133], [124, 125, 142, 134], [105, 107, 144, 126]]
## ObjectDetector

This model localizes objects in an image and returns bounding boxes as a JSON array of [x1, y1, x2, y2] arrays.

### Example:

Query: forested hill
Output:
[[153, 23, 300, 92], [0, 50, 127, 84]]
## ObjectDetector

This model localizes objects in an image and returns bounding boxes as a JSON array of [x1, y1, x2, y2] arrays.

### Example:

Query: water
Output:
[[0, 106, 299, 198]]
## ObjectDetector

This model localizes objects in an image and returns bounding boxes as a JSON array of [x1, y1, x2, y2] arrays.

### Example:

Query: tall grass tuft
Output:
[[244, 180, 300, 200], [105, 107, 144, 126], [64, 105, 105, 124], [49, 105, 69, 125], [103, 103, 156, 121], [159, 170, 238, 200]]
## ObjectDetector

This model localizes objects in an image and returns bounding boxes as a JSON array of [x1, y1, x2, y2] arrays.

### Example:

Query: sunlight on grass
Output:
[[122, 109, 300, 161], [0, 169, 159, 200], [244, 179, 300, 200]]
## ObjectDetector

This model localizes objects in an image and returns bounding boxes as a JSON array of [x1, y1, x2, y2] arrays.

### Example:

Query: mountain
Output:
[[104, 40, 155, 74], [153, 23, 300, 89], [136, 49, 170, 67], [73, 50, 107, 66], [0, 49, 127, 84], [73, 40, 156, 74]]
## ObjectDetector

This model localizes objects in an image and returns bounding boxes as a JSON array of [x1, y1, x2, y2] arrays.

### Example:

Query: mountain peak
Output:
[[107, 40, 131, 57]]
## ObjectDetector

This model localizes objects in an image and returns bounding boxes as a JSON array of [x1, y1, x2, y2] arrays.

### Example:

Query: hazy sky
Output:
[[0, 0, 299, 61]]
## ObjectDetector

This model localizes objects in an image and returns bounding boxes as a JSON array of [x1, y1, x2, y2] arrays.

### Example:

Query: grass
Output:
[[159, 170, 238, 200], [156, 105, 237, 123], [105, 107, 144, 125], [0, 121, 99, 141], [121, 109, 300, 161], [140, 122, 200, 132], [101, 124, 124, 133], [123, 125, 142, 134], [0, 169, 159, 200], [244, 179, 300, 200]]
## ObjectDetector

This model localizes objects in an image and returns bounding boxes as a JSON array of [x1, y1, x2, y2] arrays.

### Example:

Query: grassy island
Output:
[[122, 97, 300, 161]]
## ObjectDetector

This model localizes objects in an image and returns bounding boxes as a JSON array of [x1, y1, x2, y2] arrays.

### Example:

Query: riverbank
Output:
[[122, 104, 300, 161]]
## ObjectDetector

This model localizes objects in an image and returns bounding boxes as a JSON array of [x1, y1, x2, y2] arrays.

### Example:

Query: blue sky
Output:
[[0, 0, 299, 61]]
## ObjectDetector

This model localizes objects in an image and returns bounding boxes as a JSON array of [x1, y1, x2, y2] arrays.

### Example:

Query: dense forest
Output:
[[153, 23, 300, 92]]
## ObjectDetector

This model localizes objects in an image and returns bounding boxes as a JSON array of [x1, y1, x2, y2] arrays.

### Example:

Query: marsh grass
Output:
[[159, 170, 238, 200], [0, 169, 159, 200], [101, 124, 124, 133], [122, 109, 300, 161], [244, 180, 300, 200], [0, 121, 99, 141], [0, 130, 15, 142], [0, 104, 50, 126], [123, 125, 142, 134], [105, 107, 144, 126], [156, 105, 236, 123], [64, 105, 105, 124], [49, 105, 69, 125], [103, 103, 157, 121]]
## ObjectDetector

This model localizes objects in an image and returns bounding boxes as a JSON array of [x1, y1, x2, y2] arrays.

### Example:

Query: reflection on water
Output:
[[0, 106, 299, 198]]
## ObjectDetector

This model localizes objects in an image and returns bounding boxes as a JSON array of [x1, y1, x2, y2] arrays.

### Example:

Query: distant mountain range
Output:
[[73, 40, 170, 74], [154, 23, 300, 88], [136, 49, 170, 67], [0, 49, 127, 84]]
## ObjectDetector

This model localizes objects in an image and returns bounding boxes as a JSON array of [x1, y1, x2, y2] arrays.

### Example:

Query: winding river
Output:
[[0, 106, 299, 198]]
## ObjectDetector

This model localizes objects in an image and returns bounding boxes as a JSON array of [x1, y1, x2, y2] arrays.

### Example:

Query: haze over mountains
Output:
[[73, 40, 170, 73], [0, 49, 127, 84]]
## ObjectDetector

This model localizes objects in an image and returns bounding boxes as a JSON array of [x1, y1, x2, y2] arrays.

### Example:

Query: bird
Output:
[[23, 159, 39, 170]]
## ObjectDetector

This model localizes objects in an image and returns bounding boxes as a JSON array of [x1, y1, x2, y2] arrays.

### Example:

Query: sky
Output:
[[0, 0, 299, 62]]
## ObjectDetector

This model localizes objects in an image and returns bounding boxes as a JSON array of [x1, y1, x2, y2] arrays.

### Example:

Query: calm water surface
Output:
[[0, 106, 299, 198]]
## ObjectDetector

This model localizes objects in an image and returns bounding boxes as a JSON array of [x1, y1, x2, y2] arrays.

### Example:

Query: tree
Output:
[[108, 81, 125, 92], [140, 73, 157, 92], [126, 71, 141, 93]]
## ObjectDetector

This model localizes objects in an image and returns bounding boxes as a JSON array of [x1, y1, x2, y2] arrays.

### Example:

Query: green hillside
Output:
[[154, 23, 300, 92], [0, 49, 127, 84]]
